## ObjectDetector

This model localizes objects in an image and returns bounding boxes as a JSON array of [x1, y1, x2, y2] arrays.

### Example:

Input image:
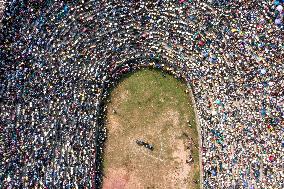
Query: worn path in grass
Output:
[[102, 69, 200, 189]]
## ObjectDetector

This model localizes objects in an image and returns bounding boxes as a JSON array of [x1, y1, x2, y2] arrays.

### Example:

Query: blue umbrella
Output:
[[202, 50, 209, 57], [215, 99, 221, 105], [274, 0, 281, 6], [64, 5, 68, 13], [261, 109, 266, 116]]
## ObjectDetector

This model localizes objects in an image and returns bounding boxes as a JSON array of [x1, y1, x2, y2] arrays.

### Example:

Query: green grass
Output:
[[124, 69, 198, 133]]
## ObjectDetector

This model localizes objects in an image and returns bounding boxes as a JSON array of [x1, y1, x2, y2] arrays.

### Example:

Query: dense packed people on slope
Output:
[[0, 0, 283, 188]]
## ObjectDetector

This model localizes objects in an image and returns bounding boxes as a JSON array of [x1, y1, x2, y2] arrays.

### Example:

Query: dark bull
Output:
[[136, 140, 154, 151]]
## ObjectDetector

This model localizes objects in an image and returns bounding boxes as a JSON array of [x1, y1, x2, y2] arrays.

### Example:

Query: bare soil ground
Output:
[[102, 69, 200, 189]]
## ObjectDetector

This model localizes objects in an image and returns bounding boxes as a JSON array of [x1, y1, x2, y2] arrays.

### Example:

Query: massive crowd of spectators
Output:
[[0, 0, 283, 188]]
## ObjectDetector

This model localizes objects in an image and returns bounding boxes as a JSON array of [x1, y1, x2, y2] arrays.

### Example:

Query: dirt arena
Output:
[[102, 69, 200, 189]]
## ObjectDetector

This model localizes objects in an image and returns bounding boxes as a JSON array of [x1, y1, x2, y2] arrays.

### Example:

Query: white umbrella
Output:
[[260, 68, 266, 75], [276, 5, 283, 12], [212, 110, 217, 116], [275, 18, 282, 25]]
